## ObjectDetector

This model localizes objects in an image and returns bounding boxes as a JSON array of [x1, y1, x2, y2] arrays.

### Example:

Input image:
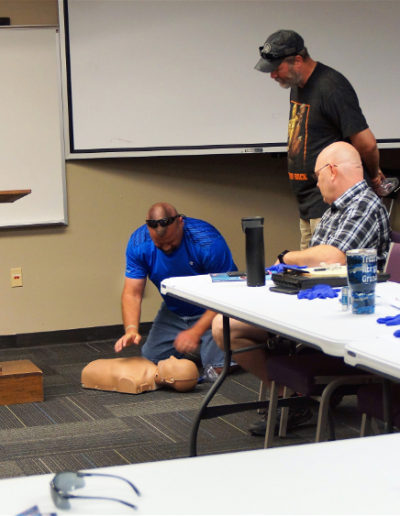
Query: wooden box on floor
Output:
[[0, 360, 43, 405]]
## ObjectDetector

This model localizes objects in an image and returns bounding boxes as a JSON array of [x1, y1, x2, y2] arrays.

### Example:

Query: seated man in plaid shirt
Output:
[[275, 140, 390, 270], [212, 140, 391, 434]]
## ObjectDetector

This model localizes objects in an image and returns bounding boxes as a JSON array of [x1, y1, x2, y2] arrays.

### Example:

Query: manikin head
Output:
[[155, 356, 199, 392]]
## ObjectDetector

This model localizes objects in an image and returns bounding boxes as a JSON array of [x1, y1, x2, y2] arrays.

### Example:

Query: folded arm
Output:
[[282, 244, 346, 267], [350, 128, 385, 192]]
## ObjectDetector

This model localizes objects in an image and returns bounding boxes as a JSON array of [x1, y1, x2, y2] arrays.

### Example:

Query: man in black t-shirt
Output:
[[255, 29, 385, 249]]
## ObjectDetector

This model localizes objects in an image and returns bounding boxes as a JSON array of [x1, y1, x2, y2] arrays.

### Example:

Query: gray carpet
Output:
[[0, 339, 370, 479]]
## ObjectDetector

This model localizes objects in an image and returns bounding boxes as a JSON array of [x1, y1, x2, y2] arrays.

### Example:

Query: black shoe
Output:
[[212, 364, 241, 375], [249, 410, 279, 436], [286, 407, 314, 430], [249, 407, 314, 436]]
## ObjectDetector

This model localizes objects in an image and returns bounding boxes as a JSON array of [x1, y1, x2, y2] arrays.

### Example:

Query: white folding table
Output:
[[345, 333, 400, 432], [346, 335, 400, 382], [162, 276, 400, 357], [161, 275, 400, 453], [3, 434, 400, 515]]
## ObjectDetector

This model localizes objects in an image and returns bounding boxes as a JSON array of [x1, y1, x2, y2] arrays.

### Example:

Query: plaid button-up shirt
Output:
[[310, 180, 391, 268]]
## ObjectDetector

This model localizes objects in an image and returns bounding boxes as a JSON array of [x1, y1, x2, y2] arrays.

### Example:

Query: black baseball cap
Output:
[[255, 30, 305, 73]]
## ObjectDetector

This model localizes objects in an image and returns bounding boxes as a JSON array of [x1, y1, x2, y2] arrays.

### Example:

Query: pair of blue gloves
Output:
[[298, 289, 400, 338], [377, 315, 400, 338], [297, 284, 339, 300], [267, 264, 340, 300], [270, 264, 400, 338], [265, 264, 306, 274]]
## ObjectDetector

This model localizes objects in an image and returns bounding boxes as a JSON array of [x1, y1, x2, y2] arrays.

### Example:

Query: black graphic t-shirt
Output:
[[288, 62, 368, 219]]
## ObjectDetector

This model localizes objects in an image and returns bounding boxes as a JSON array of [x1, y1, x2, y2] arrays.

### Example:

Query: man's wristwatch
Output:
[[278, 250, 290, 264]]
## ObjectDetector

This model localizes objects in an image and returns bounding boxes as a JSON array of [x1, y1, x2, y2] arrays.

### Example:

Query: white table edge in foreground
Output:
[[2, 434, 400, 515]]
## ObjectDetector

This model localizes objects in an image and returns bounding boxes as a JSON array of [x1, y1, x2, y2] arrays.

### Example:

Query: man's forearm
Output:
[[190, 309, 217, 337], [284, 244, 346, 267], [350, 129, 381, 179], [121, 294, 142, 332], [360, 146, 381, 180]]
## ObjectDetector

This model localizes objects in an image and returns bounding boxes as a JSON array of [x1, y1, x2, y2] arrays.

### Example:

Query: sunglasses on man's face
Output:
[[145, 214, 181, 229], [50, 471, 140, 511]]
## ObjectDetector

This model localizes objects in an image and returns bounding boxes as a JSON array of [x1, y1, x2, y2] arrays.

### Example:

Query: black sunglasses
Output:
[[50, 471, 140, 511], [258, 47, 299, 61], [146, 214, 181, 229]]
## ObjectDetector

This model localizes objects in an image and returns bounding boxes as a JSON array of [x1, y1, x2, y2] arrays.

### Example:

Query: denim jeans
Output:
[[141, 302, 225, 368]]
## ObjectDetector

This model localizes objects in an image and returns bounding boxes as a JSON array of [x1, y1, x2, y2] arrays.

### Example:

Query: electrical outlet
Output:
[[10, 267, 23, 287]]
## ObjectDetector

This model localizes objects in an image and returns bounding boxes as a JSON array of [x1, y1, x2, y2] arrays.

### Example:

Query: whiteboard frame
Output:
[[59, 0, 400, 159]]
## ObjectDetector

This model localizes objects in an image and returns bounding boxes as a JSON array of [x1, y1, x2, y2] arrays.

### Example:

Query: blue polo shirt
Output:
[[125, 217, 236, 316]]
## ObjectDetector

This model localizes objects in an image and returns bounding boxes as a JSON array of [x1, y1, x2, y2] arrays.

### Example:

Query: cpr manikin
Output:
[[81, 355, 199, 394]]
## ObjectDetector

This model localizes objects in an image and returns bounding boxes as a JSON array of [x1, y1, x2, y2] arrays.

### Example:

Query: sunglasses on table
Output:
[[50, 471, 140, 511], [145, 214, 182, 228]]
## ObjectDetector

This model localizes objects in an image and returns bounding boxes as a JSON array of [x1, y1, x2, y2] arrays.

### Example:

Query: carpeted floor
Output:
[[0, 338, 371, 479]]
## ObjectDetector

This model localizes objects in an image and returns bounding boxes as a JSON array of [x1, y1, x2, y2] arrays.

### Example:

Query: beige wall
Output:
[[1, 154, 300, 334], [0, 0, 58, 25], [0, 1, 399, 336]]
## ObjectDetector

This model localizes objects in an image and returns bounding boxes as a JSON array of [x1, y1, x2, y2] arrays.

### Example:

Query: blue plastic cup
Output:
[[346, 248, 377, 314]]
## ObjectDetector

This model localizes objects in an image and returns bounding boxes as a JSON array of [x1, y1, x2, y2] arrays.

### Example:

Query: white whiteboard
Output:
[[60, 0, 400, 158], [0, 27, 66, 227]]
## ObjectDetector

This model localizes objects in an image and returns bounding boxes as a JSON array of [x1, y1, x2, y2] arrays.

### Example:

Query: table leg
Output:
[[189, 315, 232, 457], [382, 379, 393, 434]]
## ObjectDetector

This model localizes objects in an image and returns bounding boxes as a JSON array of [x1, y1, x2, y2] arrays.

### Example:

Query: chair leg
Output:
[[371, 417, 380, 435], [327, 410, 336, 441], [258, 381, 267, 414], [278, 385, 294, 437], [360, 413, 381, 436], [360, 413, 369, 437], [315, 374, 375, 442], [264, 381, 279, 448], [315, 395, 330, 442]]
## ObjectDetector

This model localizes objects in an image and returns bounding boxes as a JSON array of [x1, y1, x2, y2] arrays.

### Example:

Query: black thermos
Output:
[[241, 216, 265, 287]]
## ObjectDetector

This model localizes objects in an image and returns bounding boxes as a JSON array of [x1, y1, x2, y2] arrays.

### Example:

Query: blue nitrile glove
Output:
[[266, 264, 285, 274], [394, 330, 400, 338], [376, 315, 400, 326], [297, 284, 340, 300], [266, 264, 307, 274]]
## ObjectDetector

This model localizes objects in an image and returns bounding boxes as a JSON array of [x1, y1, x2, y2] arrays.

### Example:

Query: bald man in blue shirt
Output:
[[114, 202, 237, 371]]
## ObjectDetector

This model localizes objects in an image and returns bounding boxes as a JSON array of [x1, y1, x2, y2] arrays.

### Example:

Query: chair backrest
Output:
[[390, 230, 400, 243], [384, 241, 400, 283]]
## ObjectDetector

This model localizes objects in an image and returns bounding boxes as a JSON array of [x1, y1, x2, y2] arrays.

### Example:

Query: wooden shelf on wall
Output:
[[0, 189, 31, 203]]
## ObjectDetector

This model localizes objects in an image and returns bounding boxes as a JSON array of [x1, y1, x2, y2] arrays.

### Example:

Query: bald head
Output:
[[145, 202, 184, 254], [147, 202, 178, 220], [314, 142, 364, 204], [316, 141, 363, 173]]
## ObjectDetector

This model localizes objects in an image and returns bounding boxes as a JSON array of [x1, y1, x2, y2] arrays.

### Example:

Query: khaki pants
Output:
[[299, 217, 321, 250]]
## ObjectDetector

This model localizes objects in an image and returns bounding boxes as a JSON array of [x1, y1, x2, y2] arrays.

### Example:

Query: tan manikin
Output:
[[81, 355, 199, 394]]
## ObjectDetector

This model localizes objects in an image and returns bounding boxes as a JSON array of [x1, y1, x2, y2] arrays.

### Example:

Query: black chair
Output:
[[384, 241, 400, 282], [264, 237, 400, 447], [355, 240, 400, 435], [357, 382, 400, 436], [264, 350, 373, 447], [390, 230, 400, 244]]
